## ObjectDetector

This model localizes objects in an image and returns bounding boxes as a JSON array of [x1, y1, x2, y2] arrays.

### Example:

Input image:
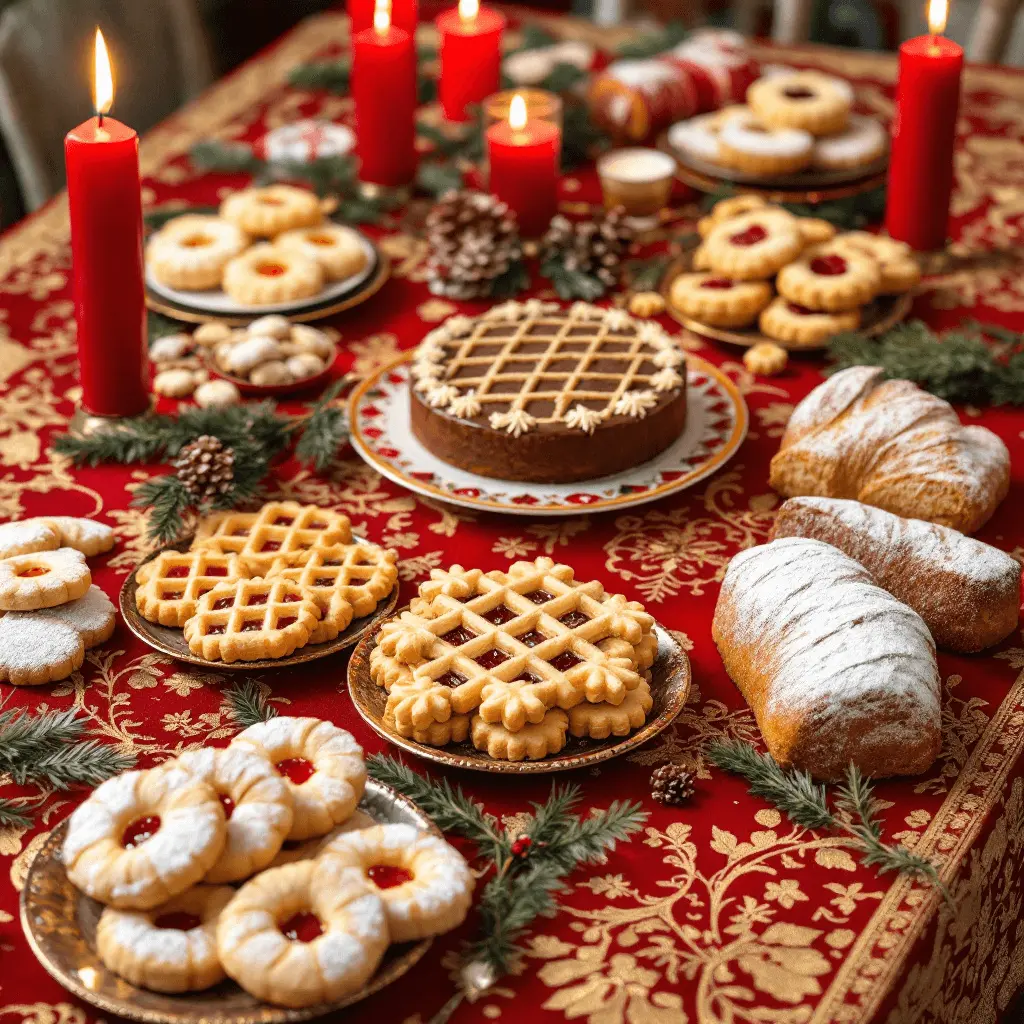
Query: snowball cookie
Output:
[[194, 379, 242, 408]]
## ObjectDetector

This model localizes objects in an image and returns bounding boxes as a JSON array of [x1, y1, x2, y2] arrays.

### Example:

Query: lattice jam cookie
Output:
[[409, 301, 688, 483], [183, 578, 321, 663], [222, 244, 324, 307], [748, 71, 853, 136], [831, 231, 921, 294], [669, 273, 773, 329], [192, 501, 351, 572], [776, 244, 880, 312], [174, 748, 294, 882], [63, 765, 227, 909], [703, 210, 803, 282], [568, 680, 653, 739], [717, 110, 813, 176], [0, 612, 84, 685], [96, 884, 235, 993], [759, 298, 861, 347], [320, 824, 474, 942], [35, 516, 116, 557], [0, 547, 91, 610], [220, 185, 326, 238], [232, 716, 367, 841], [135, 550, 245, 626], [276, 223, 369, 281], [471, 709, 569, 760], [146, 215, 249, 291], [215, 859, 388, 1008], [0, 520, 59, 560]]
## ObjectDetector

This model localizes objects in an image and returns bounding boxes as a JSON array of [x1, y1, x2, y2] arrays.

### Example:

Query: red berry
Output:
[[511, 835, 532, 856]]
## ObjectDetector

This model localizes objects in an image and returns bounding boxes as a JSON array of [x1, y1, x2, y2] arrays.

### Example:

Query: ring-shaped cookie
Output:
[[269, 808, 378, 868], [96, 884, 235, 992], [776, 244, 881, 312], [232, 716, 367, 840], [220, 185, 325, 238], [759, 296, 861, 346], [222, 244, 324, 307], [831, 231, 921, 293], [748, 71, 853, 135], [670, 273, 773, 328], [0, 547, 91, 611], [703, 210, 803, 282], [63, 766, 227, 909], [275, 224, 369, 281], [146, 215, 249, 291], [697, 194, 769, 238], [717, 112, 813, 176], [319, 823, 474, 942], [812, 114, 887, 171], [667, 112, 725, 165], [174, 747, 294, 882], [215, 859, 388, 1008]]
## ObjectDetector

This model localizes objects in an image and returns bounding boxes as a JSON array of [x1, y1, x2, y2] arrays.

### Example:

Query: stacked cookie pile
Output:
[[371, 556, 659, 761], [0, 517, 117, 686], [133, 501, 398, 663], [146, 184, 369, 306], [669, 194, 921, 346], [62, 715, 474, 1007], [668, 70, 887, 177]]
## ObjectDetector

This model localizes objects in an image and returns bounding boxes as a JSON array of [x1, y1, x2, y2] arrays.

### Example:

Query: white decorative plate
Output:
[[348, 353, 748, 516]]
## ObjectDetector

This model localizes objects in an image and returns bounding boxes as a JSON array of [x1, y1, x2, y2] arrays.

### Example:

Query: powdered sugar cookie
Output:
[[63, 765, 227, 909], [220, 185, 325, 238], [147, 215, 249, 291], [320, 823, 474, 942], [470, 709, 569, 760], [831, 231, 921, 293], [35, 584, 115, 647], [227, 335, 282, 375], [0, 613, 84, 685], [748, 71, 853, 135], [0, 547, 91, 610], [704, 210, 803, 281], [812, 114, 887, 171], [0, 520, 59, 560], [275, 224, 368, 281], [568, 680, 653, 739], [232, 717, 367, 841], [670, 273, 773, 328], [216, 859, 388, 1008], [717, 111, 813, 176], [222, 245, 324, 307], [35, 516, 115, 557], [776, 244, 880, 312], [269, 809, 378, 868], [667, 112, 725, 164], [96, 884, 235, 993], [759, 297, 861, 347]]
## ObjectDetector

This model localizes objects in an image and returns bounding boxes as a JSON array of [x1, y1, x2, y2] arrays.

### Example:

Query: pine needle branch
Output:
[[222, 679, 277, 728], [131, 475, 196, 544], [294, 380, 349, 472], [14, 742, 135, 790], [543, 800, 648, 869], [0, 707, 84, 759], [0, 798, 34, 829]]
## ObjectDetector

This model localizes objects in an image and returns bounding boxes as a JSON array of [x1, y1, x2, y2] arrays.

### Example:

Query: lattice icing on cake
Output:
[[410, 302, 686, 435]]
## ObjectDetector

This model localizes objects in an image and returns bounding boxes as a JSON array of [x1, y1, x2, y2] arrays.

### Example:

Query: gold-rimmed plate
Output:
[[119, 537, 400, 671], [661, 253, 914, 351], [348, 614, 691, 774], [20, 780, 434, 1024]]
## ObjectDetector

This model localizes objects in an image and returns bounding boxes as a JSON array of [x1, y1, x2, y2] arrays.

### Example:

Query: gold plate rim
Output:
[[118, 536, 400, 671], [347, 612, 692, 774], [661, 254, 914, 351], [146, 250, 391, 327], [19, 781, 435, 1024]]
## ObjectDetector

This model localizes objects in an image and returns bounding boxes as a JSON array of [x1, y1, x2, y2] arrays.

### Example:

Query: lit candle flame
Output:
[[93, 28, 113, 116], [459, 0, 480, 19], [509, 93, 527, 131], [927, 0, 948, 36], [374, 0, 391, 32]]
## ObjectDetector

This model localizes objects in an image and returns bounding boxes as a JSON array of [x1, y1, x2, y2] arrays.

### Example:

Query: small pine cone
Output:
[[650, 764, 694, 806], [543, 207, 635, 289], [174, 435, 235, 503]]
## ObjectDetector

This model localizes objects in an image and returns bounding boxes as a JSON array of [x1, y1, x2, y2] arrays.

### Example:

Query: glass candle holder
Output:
[[597, 147, 676, 230]]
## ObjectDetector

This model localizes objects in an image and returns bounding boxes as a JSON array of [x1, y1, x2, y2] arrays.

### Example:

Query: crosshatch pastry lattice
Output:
[[134, 550, 246, 626], [409, 301, 688, 483]]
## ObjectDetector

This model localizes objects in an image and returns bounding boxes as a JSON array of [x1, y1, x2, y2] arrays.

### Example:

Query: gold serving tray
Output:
[[20, 780, 434, 1024], [348, 613, 691, 774]]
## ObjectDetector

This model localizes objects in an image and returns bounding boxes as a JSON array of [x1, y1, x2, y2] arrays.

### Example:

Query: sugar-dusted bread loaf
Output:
[[712, 537, 942, 781], [769, 366, 1010, 534], [772, 497, 1021, 653]]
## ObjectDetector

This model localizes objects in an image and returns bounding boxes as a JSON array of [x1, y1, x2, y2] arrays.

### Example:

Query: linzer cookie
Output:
[[776, 244, 880, 312], [759, 297, 860, 347], [703, 209, 803, 281], [670, 273, 773, 328], [409, 301, 688, 483]]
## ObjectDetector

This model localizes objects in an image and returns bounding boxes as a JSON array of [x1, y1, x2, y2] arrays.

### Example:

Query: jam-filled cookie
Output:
[[269, 809, 378, 868], [220, 185, 325, 238], [703, 210, 803, 281], [812, 114, 887, 171], [0, 547, 91, 610], [759, 296, 861, 347], [748, 71, 853, 136], [275, 224, 369, 281], [147, 215, 248, 291], [776, 244, 880, 312], [222, 244, 324, 307], [670, 273, 773, 329], [831, 231, 921, 293], [470, 709, 569, 761], [698, 194, 769, 238], [717, 111, 813, 176]]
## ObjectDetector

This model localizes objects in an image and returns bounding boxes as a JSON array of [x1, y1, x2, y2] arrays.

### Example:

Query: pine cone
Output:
[[650, 764, 694, 806], [425, 190, 522, 299], [543, 207, 635, 288], [174, 435, 235, 503]]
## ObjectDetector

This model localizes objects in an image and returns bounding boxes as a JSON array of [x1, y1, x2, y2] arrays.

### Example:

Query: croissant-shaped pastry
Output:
[[712, 537, 942, 781], [771, 497, 1021, 653], [769, 366, 1010, 533]]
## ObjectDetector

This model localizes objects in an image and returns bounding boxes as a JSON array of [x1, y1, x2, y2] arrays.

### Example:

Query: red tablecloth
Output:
[[3, 13, 1024, 1024]]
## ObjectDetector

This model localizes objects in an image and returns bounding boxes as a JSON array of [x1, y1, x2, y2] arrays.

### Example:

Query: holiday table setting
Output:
[[3, 4, 1024, 1024]]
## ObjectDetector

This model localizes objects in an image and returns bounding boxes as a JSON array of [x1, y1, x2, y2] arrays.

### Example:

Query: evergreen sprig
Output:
[[222, 679, 278, 729], [625, 254, 673, 294], [0, 798, 34, 829], [288, 58, 351, 93], [131, 476, 198, 546], [699, 183, 887, 230], [615, 20, 688, 59], [540, 258, 606, 301], [292, 379, 351, 472]]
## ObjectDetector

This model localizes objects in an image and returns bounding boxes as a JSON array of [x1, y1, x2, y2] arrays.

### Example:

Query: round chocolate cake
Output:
[[409, 300, 688, 483]]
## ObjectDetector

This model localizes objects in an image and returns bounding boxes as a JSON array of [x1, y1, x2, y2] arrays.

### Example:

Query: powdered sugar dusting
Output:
[[0, 520, 58, 559]]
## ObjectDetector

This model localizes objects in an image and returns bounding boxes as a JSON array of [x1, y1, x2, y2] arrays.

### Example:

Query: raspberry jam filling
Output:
[[180, 235, 212, 249], [307, 234, 336, 246], [259, 196, 286, 206], [514, 671, 543, 684], [483, 605, 517, 625], [274, 516, 295, 526], [701, 278, 734, 290], [241, 620, 263, 631], [559, 610, 590, 628], [260, 541, 282, 552], [207, 625, 226, 635], [809, 254, 848, 276], [166, 566, 190, 578], [550, 651, 582, 672], [155, 911, 202, 931], [279, 911, 322, 943], [368, 864, 413, 889], [787, 303, 816, 316], [277, 757, 315, 784], [256, 262, 287, 278], [282, 594, 300, 603], [476, 649, 510, 669], [438, 670, 468, 688], [219, 794, 235, 819], [208, 566, 228, 577], [323, 559, 342, 567], [17, 567, 49, 578], [213, 597, 233, 610], [516, 630, 548, 648], [247, 595, 268, 606], [730, 225, 767, 247], [525, 589, 554, 605], [122, 815, 161, 849], [440, 626, 478, 646], [314, 577, 334, 587], [783, 86, 816, 100], [277, 616, 298, 628]]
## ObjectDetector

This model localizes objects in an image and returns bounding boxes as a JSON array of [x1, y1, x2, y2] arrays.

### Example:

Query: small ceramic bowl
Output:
[[598, 147, 677, 228]]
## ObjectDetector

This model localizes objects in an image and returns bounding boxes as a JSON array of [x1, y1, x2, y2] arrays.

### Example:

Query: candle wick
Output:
[[97, 111, 104, 127]]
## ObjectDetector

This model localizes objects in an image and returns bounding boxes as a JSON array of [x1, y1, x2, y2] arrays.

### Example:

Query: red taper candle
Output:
[[353, 2, 418, 187], [349, 0, 417, 36], [437, 0, 505, 123], [64, 29, 148, 417], [886, 0, 963, 251]]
